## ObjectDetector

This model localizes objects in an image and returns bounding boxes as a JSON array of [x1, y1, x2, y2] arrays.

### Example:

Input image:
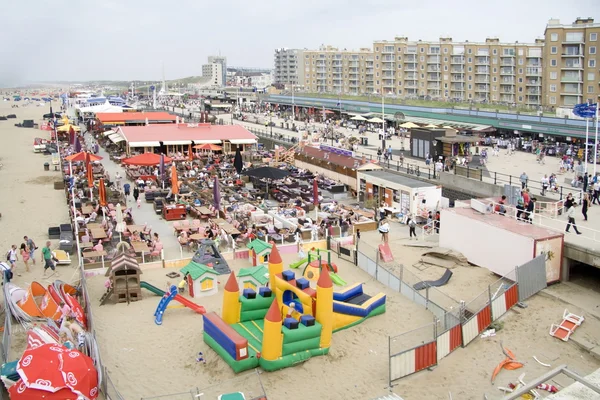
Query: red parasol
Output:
[[85, 153, 94, 189], [122, 153, 173, 166], [193, 143, 222, 151], [313, 178, 319, 206], [59, 349, 99, 399], [188, 143, 194, 161], [64, 152, 103, 163], [16, 345, 66, 392], [171, 165, 179, 195], [98, 178, 107, 207], [68, 126, 76, 146], [9, 380, 79, 399]]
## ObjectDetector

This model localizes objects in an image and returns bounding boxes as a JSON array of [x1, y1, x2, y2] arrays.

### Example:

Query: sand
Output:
[[1, 97, 599, 400]]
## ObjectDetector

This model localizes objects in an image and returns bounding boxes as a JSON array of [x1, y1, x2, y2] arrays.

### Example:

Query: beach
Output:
[[1, 98, 599, 400]]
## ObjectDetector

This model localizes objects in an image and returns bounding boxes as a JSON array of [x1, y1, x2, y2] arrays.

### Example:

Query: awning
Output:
[[108, 133, 125, 143], [193, 139, 222, 144], [229, 139, 257, 145], [211, 104, 232, 108], [128, 141, 161, 147], [162, 140, 192, 145], [102, 130, 115, 136]]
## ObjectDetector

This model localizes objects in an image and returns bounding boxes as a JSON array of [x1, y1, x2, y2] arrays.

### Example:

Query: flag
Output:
[[573, 103, 598, 118]]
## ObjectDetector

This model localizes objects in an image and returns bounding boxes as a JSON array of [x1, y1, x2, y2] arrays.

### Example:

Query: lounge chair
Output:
[[549, 309, 584, 342]]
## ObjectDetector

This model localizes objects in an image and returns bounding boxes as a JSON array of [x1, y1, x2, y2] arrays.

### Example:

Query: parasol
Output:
[[171, 165, 179, 196], [350, 115, 367, 121], [233, 146, 243, 174], [122, 153, 172, 166], [242, 167, 290, 200], [16, 344, 66, 392], [114, 204, 126, 240], [194, 143, 222, 151], [213, 176, 221, 215]]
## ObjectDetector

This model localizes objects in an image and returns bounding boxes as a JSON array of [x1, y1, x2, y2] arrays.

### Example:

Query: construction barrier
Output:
[[436, 323, 462, 362], [491, 283, 519, 321], [389, 323, 437, 384], [462, 304, 492, 347]]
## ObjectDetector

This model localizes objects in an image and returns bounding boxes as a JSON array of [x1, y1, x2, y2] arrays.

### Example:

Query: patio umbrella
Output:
[[85, 154, 94, 200], [64, 152, 102, 163], [213, 176, 221, 215], [56, 124, 80, 133], [424, 124, 438, 128], [242, 167, 290, 200], [350, 115, 367, 121], [58, 349, 99, 400], [74, 137, 82, 153], [159, 154, 165, 188], [9, 380, 79, 399], [68, 126, 76, 146], [233, 146, 243, 174], [399, 122, 419, 129], [122, 153, 172, 166], [368, 117, 385, 124], [115, 204, 126, 241], [188, 143, 193, 161], [98, 179, 107, 207], [193, 143, 222, 151], [313, 177, 319, 220], [170, 165, 179, 196], [16, 344, 66, 392]]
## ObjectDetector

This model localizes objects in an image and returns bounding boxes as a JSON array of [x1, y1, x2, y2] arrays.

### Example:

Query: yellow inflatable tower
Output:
[[222, 271, 241, 324], [316, 262, 334, 348], [261, 298, 283, 361], [268, 243, 283, 290]]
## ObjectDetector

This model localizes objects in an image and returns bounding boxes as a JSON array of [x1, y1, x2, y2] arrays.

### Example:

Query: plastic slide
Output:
[[289, 258, 308, 269], [154, 286, 178, 325], [413, 269, 453, 291], [141, 281, 206, 319], [329, 273, 347, 286]]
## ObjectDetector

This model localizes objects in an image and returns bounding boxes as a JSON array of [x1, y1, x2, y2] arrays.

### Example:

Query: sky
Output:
[[0, 0, 599, 85]]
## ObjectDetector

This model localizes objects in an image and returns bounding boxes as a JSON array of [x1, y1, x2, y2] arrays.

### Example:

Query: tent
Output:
[[350, 115, 367, 121], [122, 153, 173, 166], [56, 124, 81, 133], [368, 117, 385, 123]]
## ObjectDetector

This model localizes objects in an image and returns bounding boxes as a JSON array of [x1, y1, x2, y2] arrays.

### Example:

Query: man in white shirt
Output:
[[541, 174, 549, 196], [565, 204, 582, 235]]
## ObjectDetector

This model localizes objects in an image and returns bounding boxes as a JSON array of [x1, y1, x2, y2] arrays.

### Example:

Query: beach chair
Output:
[[549, 309, 584, 342], [173, 221, 182, 235], [52, 249, 71, 265]]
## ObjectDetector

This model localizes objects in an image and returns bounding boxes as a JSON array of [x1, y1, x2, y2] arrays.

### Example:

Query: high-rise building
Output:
[[201, 63, 223, 87], [273, 48, 305, 86], [301, 45, 374, 94], [372, 37, 544, 106], [543, 17, 600, 108], [208, 56, 227, 88]]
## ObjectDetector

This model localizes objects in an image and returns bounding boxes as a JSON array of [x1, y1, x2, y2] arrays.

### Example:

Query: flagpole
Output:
[[595, 103, 599, 177], [585, 115, 589, 173]]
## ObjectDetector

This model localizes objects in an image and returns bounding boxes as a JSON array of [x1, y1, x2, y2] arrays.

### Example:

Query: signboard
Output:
[[319, 144, 353, 158]]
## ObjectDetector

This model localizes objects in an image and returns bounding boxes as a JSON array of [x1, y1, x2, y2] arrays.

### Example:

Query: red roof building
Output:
[[116, 123, 258, 153], [96, 112, 177, 125]]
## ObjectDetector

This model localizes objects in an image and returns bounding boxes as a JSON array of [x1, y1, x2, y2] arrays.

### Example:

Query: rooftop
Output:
[[237, 265, 270, 285], [299, 145, 382, 171], [180, 262, 219, 280], [96, 112, 177, 124], [117, 123, 257, 146], [358, 170, 436, 189], [246, 239, 272, 255]]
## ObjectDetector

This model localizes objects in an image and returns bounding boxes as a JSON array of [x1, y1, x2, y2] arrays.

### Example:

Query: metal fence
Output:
[[516, 254, 547, 302], [389, 322, 437, 384]]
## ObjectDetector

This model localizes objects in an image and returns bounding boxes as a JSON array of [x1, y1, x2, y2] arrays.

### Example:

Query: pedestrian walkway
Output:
[[83, 132, 182, 260]]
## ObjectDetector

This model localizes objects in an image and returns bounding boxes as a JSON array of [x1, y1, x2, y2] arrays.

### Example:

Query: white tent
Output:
[[77, 100, 127, 114]]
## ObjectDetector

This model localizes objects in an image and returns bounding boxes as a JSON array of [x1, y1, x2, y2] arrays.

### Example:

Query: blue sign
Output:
[[150, 85, 156, 91], [573, 103, 597, 119], [319, 144, 353, 158]]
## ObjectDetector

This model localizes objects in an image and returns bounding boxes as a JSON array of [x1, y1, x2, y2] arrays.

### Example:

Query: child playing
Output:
[[104, 278, 113, 292]]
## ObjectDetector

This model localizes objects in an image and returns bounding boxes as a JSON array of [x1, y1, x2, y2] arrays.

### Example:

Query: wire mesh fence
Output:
[[389, 322, 437, 357]]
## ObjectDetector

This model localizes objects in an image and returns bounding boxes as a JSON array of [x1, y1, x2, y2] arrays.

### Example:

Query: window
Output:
[[588, 85, 595, 93], [492, 85, 497, 91], [398, 64, 402, 69], [493, 68, 497, 73], [375, 47, 379, 52], [201, 279, 214, 291], [420, 47, 425, 53], [468, 75, 473, 81], [444, 57, 448, 62], [421, 73, 425, 79], [566, 32, 584, 42], [518, 58, 524, 65], [550, 59, 557, 66], [588, 72, 596, 81], [518, 96, 523, 102], [444, 65, 448, 71], [590, 46, 597, 55], [518, 87, 523, 92], [492, 95, 497, 100], [468, 93, 472, 99], [420, 65, 424, 70], [551, 46, 557, 54], [550, 33, 558, 41], [549, 84, 557, 92], [468, 57, 472, 63], [550, 71, 558, 79], [444, 48, 448, 53], [376, 72, 380, 77], [549, 96, 556, 104], [468, 48, 472, 54], [591, 33, 598, 41], [397, 47, 403, 53], [420, 56, 424, 62], [397, 55, 402, 61], [518, 49, 524, 56], [493, 77, 497, 82], [493, 49, 497, 55], [492, 57, 497, 64], [590, 59, 597, 68], [518, 68, 523, 74], [468, 84, 472, 90], [468, 66, 472, 72], [518, 78, 523, 83]]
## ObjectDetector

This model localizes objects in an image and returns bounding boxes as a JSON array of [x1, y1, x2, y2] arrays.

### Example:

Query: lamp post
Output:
[[291, 83, 295, 121], [381, 91, 386, 154]]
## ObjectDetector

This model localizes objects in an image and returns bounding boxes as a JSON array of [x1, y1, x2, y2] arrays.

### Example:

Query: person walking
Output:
[[378, 218, 390, 243], [20, 243, 30, 272], [408, 214, 417, 240], [41, 241, 58, 277], [565, 203, 582, 235], [133, 187, 140, 204], [24, 236, 36, 265], [520, 172, 528, 189], [582, 193, 590, 221], [593, 179, 600, 205], [7, 245, 18, 273], [525, 197, 536, 224]]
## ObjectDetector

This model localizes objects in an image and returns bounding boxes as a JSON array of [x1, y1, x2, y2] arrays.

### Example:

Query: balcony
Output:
[[475, 78, 490, 83], [451, 85, 465, 91], [451, 75, 465, 82], [561, 76, 583, 83], [501, 94, 515, 102], [562, 52, 583, 57], [475, 68, 490, 74], [383, 47, 395, 54], [525, 80, 541, 86], [501, 61, 516, 67], [405, 84, 418, 89], [451, 67, 465, 73], [451, 56, 465, 64], [526, 68, 542, 76], [427, 56, 441, 64], [428, 73, 441, 81], [500, 87, 514, 94], [501, 79, 515, 84], [527, 89, 541, 95], [427, 66, 441, 72], [502, 52, 516, 57], [405, 66, 417, 72], [475, 57, 490, 65], [404, 75, 418, 81], [382, 64, 395, 71], [382, 72, 395, 78], [475, 85, 489, 92], [500, 67, 515, 75], [427, 84, 441, 89], [405, 55, 417, 62], [561, 62, 584, 70]]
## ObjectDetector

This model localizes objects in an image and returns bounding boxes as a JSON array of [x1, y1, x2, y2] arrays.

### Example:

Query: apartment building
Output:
[[207, 56, 227, 89], [201, 63, 223, 87], [371, 37, 544, 106], [543, 17, 600, 108], [301, 45, 374, 94], [273, 48, 305, 86]]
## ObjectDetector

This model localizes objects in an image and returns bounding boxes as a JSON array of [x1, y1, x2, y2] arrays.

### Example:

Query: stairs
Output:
[[99, 288, 113, 306], [275, 144, 299, 164]]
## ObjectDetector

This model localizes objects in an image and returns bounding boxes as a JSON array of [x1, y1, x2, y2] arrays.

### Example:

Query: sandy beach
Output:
[[1, 97, 599, 400]]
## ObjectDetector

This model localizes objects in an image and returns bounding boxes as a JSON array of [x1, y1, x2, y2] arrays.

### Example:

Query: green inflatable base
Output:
[[203, 332, 259, 373], [259, 347, 330, 372], [333, 303, 387, 333]]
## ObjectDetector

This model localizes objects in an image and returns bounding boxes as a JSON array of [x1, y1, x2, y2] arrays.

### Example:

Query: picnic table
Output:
[[81, 205, 94, 215], [130, 241, 150, 263], [127, 225, 145, 233], [89, 228, 107, 240], [86, 223, 102, 230]]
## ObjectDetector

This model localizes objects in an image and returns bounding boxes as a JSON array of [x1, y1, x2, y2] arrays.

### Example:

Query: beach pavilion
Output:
[[95, 112, 177, 127], [115, 123, 258, 155]]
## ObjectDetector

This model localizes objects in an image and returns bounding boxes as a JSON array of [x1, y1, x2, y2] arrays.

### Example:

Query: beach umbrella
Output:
[[98, 179, 107, 207], [68, 126, 76, 146], [424, 124, 438, 128], [16, 344, 66, 392], [56, 124, 80, 133], [233, 146, 243, 174], [74, 137, 82, 153], [313, 177, 319, 207], [85, 154, 94, 201], [115, 204, 126, 241], [122, 153, 172, 166], [368, 117, 385, 124], [188, 143, 193, 161], [58, 349, 99, 400], [241, 166, 290, 181], [9, 380, 79, 399], [194, 143, 222, 151], [64, 152, 102, 163], [170, 165, 179, 195], [399, 122, 419, 129], [213, 176, 221, 215], [160, 154, 165, 189], [350, 115, 367, 121]]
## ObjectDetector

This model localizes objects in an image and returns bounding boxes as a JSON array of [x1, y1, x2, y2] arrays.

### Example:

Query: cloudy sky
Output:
[[0, 0, 598, 85]]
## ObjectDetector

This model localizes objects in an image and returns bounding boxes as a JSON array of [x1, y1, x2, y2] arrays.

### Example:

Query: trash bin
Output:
[[44, 162, 50, 171], [280, 122, 284, 128], [361, 137, 369, 146]]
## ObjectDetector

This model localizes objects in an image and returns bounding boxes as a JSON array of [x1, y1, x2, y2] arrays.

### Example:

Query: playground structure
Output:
[[192, 239, 231, 275], [202, 243, 386, 373], [247, 239, 272, 266], [139, 281, 206, 325], [180, 262, 220, 298], [289, 248, 347, 286], [101, 252, 142, 305]]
